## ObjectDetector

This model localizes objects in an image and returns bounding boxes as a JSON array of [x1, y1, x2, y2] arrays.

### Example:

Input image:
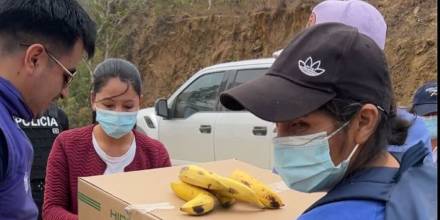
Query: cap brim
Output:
[[220, 74, 335, 122], [413, 103, 437, 116]]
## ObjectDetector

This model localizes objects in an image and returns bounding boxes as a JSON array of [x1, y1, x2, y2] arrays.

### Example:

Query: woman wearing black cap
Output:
[[220, 23, 436, 220]]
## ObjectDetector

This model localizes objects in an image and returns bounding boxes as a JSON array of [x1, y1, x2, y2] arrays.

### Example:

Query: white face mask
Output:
[[272, 121, 360, 192]]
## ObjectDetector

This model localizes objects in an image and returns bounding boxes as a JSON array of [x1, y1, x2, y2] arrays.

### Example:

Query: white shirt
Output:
[[92, 134, 136, 175]]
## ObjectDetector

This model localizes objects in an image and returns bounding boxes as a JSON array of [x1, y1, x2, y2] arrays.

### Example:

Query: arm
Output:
[[43, 135, 77, 220], [156, 141, 171, 167], [298, 200, 384, 220], [136, 131, 171, 168]]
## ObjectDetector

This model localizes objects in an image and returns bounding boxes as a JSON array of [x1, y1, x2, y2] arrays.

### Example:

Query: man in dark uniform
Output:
[[14, 103, 69, 220]]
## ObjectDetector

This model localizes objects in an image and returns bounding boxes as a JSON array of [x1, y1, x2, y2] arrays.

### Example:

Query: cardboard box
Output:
[[78, 159, 324, 220]]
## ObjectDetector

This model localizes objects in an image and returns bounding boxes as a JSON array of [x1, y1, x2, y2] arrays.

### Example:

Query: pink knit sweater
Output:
[[42, 125, 171, 220]]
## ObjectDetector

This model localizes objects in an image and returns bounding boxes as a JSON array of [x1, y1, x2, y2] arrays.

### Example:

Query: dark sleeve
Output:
[[0, 129, 8, 182], [57, 108, 69, 131], [43, 135, 77, 220]]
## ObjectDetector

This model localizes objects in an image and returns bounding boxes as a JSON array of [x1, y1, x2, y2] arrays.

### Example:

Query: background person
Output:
[[273, 0, 386, 58], [410, 81, 437, 162], [43, 58, 171, 220]]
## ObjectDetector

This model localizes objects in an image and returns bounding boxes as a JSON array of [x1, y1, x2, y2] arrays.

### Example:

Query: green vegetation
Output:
[[61, 0, 149, 128], [62, 0, 276, 128]]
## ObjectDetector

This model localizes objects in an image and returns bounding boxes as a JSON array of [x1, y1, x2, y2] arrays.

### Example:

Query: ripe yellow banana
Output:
[[170, 181, 216, 215], [170, 180, 213, 201], [213, 174, 265, 208], [230, 169, 285, 209], [179, 165, 224, 190], [180, 193, 215, 215], [213, 192, 236, 208]]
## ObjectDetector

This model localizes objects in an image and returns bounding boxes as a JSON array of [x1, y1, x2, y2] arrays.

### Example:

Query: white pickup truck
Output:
[[136, 58, 276, 169]]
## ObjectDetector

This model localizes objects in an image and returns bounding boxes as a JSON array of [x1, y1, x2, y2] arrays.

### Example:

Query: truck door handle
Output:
[[199, 125, 212, 134], [252, 126, 267, 136]]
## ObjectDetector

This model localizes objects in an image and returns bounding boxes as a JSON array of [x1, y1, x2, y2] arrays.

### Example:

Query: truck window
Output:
[[173, 72, 225, 118], [218, 68, 269, 111], [232, 68, 268, 88]]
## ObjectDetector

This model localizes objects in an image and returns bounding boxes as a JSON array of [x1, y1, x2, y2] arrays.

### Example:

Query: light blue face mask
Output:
[[96, 108, 138, 139], [272, 121, 359, 193], [422, 116, 437, 139]]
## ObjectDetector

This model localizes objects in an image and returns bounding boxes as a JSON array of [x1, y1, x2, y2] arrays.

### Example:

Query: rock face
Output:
[[128, 0, 436, 107]]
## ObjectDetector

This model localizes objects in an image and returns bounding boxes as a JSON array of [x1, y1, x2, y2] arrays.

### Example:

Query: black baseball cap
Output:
[[412, 81, 437, 116], [220, 23, 393, 122]]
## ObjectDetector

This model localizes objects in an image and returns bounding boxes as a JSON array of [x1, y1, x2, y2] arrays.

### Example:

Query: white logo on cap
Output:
[[298, 57, 325, 76], [426, 87, 437, 97]]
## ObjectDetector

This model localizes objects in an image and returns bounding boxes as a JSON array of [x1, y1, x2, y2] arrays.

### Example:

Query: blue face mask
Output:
[[422, 116, 437, 139], [96, 108, 138, 139], [272, 121, 359, 193]]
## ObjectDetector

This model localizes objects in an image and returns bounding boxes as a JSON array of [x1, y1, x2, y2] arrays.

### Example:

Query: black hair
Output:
[[318, 98, 410, 174], [0, 0, 96, 57], [91, 58, 142, 97]]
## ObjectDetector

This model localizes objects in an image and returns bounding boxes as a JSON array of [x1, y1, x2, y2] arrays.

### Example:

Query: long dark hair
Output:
[[318, 98, 410, 174]]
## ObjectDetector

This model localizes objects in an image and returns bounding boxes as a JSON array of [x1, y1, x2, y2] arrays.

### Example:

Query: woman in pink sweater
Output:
[[43, 58, 171, 220]]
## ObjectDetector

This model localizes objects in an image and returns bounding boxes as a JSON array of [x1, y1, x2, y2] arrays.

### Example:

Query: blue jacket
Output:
[[388, 108, 433, 162], [299, 142, 436, 220], [0, 77, 38, 219], [299, 200, 385, 220]]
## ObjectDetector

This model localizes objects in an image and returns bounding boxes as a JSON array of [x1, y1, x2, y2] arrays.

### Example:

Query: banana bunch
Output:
[[178, 165, 224, 190], [171, 165, 284, 216], [170, 181, 216, 215], [231, 169, 285, 209], [210, 173, 265, 208]]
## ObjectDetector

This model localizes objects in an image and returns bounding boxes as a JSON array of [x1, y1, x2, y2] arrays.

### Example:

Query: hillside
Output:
[[66, 0, 437, 127], [125, 0, 436, 108]]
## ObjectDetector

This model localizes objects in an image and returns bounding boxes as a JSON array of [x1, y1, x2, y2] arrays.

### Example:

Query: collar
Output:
[[0, 76, 34, 120]]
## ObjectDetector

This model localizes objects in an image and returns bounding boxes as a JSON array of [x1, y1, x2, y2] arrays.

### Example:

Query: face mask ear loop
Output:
[[326, 120, 351, 140], [347, 143, 360, 161], [335, 143, 360, 168]]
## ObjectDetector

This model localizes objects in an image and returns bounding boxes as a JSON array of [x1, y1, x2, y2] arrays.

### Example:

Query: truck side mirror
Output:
[[155, 98, 170, 119]]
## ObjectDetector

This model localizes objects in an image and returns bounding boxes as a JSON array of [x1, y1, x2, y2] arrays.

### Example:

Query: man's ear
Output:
[[23, 44, 46, 73], [353, 104, 380, 145]]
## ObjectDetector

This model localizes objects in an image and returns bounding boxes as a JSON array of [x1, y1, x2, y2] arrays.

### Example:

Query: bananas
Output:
[[170, 180, 213, 201], [212, 174, 265, 208], [171, 165, 284, 216], [180, 193, 215, 215], [170, 181, 216, 215], [214, 192, 236, 208], [231, 169, 285, 209], [179, 165, 224, 190]]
